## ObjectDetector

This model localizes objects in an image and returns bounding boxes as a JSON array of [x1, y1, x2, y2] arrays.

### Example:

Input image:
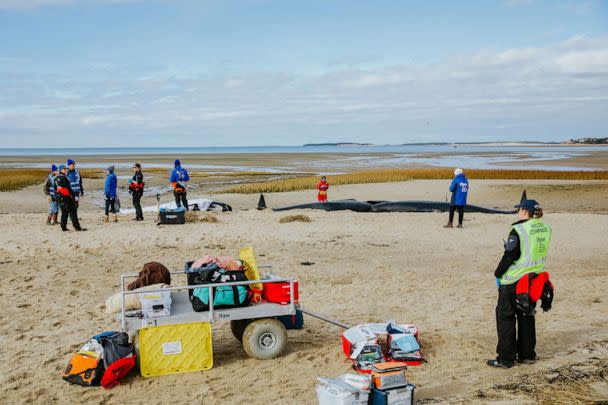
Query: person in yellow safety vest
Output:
[[487, 199, 551, 369]]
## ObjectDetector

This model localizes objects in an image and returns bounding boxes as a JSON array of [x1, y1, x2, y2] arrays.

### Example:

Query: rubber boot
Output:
[[51, 213, 58, 225], [46, 215, 52, 225]]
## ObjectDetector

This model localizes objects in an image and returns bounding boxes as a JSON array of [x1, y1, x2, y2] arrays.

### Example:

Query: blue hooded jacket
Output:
[[105, 170, 118, 198], [170, 166, 190, 184], [449, 174, 469, 206]]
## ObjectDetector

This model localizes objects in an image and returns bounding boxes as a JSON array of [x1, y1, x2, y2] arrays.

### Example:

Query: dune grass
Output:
[[185, 211, 219, 223], [221, 168, 608, 194], [0, 168, 103, 192], [279, 214, 312, 223]]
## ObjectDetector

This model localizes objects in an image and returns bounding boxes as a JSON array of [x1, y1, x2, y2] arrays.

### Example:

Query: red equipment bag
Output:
[[516, 272, 552, 315], [101, 355, 135, 389], [263, 280, 299, 304]]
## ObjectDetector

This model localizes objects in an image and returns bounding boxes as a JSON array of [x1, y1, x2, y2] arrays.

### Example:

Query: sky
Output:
[[0, 0, 607, 147]]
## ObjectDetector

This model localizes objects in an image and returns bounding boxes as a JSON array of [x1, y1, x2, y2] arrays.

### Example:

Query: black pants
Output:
[[496, 284, 536, 366], [132, 191, 143, 220], [59, 198, 82, 231], [105, 198, 116, 216], [174, 191, 189, 210], [449, 205, 464, 225]]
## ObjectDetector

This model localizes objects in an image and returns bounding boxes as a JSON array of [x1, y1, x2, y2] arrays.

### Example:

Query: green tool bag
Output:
[[191, 269, 250, 312]]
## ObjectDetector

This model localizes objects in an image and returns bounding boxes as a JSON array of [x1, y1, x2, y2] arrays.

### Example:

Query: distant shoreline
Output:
[[1, 142, 607, 157]]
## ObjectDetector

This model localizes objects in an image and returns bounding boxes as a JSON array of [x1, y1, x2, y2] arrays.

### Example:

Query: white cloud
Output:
[[556, 50, 608, 75], [1, 35, 607, 144]]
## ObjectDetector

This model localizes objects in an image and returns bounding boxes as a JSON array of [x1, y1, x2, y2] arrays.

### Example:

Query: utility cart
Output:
[[117, 267, 300, 377]]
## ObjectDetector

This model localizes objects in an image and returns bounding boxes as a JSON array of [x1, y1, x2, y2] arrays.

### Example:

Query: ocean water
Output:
[[0, 145, 605, 171], [0, 144, 604, 156]]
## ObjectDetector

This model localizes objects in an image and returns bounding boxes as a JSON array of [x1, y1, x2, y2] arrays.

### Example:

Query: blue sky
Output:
[[0, 0, 607, 147]]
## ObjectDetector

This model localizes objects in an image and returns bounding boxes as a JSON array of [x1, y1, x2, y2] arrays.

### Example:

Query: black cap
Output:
[[514, 199, 540, 212]]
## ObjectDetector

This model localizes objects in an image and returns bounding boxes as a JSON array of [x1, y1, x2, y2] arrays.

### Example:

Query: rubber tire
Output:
[[241, 318, 288, 360], [230, 319, 250, 342]]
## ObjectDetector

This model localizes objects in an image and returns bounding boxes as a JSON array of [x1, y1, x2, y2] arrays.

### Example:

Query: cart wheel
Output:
[[242, 319, 287, 360], [230, 319, 250, 342]]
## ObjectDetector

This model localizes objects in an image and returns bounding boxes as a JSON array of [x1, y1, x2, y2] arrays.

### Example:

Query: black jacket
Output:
[[494, 219, 529, 278], [132, 172, 143, 186], [54, 173, 75, 198]]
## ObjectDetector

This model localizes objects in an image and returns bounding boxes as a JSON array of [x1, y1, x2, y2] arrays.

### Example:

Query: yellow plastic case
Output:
[[139, 322, 213, 377]]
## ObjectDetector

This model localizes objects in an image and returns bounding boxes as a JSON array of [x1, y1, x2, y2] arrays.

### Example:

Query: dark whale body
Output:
[[370, 201, 516, 214], [273, 200, 516, 214], [272, 200, 373, 212]]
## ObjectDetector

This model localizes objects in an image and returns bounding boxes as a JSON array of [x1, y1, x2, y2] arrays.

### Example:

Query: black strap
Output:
[[232, 285, 240, 306]]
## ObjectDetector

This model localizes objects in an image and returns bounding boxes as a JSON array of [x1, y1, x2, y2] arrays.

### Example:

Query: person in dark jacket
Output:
[[169, 159, 190, 210], [128, 162, 144, 221], [487, 199, 551, 369], [55, 165, 86, 231], [445, 168, 469, 228], [104, 165, 118, 222], [43, 164, 59, 225]]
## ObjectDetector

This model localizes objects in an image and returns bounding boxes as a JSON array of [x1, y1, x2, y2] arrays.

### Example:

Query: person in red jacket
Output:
[[316, 176, 329, 202]]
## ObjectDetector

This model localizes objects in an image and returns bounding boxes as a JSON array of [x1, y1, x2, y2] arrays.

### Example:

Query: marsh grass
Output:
[[0, 168, 103, 192], [221, 168, 608, 194]]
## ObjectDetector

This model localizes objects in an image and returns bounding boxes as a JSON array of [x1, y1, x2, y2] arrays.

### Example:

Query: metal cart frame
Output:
[[117, 266, 298, 333]]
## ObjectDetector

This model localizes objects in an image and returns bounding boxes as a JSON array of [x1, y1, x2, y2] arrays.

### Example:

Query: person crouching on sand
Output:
[[104, 165, 118, 223], [129, 162, 144, 221], [487, 199, 552, 369], [317, 176, 329, 202], [445, 168, 468, 228], [44, 164, 59, 225], [170, 159, 190, 210], [55, 165, 86, 232]]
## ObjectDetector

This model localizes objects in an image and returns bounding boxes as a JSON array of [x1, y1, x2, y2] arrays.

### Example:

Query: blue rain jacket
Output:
[[104, 171, 117, 198], [449, 174, 469, 206], [170, 166, 190, 183]]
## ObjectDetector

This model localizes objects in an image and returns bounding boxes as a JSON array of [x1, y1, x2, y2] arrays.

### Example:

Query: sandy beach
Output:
[[4, 1, 608, 402], [0, 178, 607, 404]]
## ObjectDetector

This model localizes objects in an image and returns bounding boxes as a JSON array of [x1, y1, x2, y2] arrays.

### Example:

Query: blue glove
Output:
[[495, 278, 501, 288]]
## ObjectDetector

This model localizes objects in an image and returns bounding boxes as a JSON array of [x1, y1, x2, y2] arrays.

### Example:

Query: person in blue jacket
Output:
[[104, 165, 118, 222], [445, 168, 469, 228], [66, 159, 84, 204], [170, 159, 190, 210]]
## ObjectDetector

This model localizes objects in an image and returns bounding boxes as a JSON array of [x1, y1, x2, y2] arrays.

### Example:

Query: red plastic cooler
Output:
[[262, 280, 299, 304]]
